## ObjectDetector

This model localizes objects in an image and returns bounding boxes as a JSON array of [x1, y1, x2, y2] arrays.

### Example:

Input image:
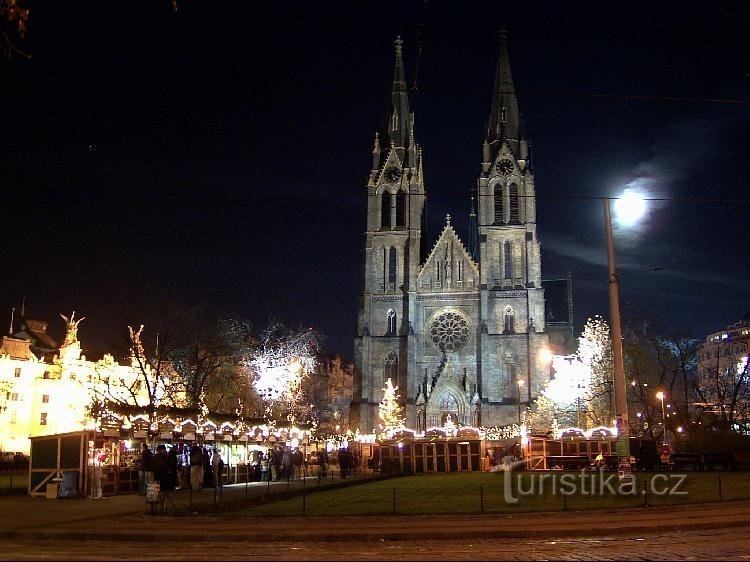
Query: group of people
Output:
[[485, 442, 523, 471], [138, 442, 224, 494], [249, 445, 307, 482]]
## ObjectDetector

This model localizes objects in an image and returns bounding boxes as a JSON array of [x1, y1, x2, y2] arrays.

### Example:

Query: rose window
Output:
[[430, 311, 470, 352]]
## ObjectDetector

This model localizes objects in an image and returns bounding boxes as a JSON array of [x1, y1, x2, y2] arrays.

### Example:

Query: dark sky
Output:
[[2, 1, 749, 360]]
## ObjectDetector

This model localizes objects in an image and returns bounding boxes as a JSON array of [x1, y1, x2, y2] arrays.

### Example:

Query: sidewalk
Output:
[[1, 478, 749, 543]]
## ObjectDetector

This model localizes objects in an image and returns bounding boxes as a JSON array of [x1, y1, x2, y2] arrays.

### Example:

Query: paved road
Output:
[[2, 527, 750, 560], [2, 481, 749, 560]]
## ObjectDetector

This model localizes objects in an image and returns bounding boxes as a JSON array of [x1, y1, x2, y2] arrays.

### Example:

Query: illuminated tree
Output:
[[0, 0, 30, 58], [578, 315, 615, 427], [247, 322, 321, 425], [378, 377, 404, 434], [88, 324, 180, 438]]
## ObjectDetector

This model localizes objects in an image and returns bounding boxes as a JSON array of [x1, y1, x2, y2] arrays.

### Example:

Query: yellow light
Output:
[[538, 347, 553, 364], [655, 391, 664, 401]]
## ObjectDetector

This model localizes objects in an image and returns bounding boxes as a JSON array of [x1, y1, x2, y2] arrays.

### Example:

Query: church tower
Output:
[[352, 31, 550, 434], [475, 29, 549, 417], [351, 37, 426, 432]]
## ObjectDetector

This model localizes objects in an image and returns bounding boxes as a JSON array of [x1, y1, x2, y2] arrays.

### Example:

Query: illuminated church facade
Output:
[[352, 32, 570, 433]]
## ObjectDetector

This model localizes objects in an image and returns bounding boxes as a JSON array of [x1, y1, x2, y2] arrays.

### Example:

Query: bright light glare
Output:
[[614, 189, 646, 226]]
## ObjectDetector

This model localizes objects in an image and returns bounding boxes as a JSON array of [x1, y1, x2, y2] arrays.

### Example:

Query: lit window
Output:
[[40, 413, 48, 426], [42, 395, 49, 404], [43, 371, 50, 379], [10, 411, 16, 424], [10, 393, 18, 402], [14, 367, 21, 378]]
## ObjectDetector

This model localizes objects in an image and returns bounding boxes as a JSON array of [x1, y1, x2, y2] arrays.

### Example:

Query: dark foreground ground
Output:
[[1, 481, 749, 560]]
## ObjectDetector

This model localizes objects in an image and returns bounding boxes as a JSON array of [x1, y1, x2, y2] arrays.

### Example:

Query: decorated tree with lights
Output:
[[247, 322, 321, 426], [578, 315, 615, 427], [378, 378, 405, 434], [88, 324, 180, 442]]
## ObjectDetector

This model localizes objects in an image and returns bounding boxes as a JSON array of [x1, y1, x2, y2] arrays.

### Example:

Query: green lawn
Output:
[[226, 471, 750, 518]]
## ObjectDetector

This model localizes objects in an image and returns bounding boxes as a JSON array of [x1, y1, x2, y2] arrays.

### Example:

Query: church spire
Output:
[[487, 29, 520, 149], [387, 36, 412, 152]]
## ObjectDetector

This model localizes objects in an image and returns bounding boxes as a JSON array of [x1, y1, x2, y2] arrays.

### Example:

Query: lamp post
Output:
[[604, 197, 631, 475], [656, 391, 667, 443], [517, 379, 525, 426]]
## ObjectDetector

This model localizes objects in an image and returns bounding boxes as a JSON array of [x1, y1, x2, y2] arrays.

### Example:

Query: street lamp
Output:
[[517, 379, 525, 425], [656, 391, 667, 443], [604, 197, 631, 475]]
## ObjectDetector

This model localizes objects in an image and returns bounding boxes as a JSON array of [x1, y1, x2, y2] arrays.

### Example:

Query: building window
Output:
[[43, 371, 50, 379], [504, 241, 512, 279], [40, 413, 48, 425], [386, 310, 397, 336], [384, 351, 398, 384], [388, 246, 397, 288], [395, 190, 406, 227], [10, 393, 18, 402], [10, 411, 16, 424], [381, 191, 392, 229], [494, 183, 504, 223], [503, 362, 518, 399], [503, 306, 515, 334], [42, 394, 49, 404], [509, 183, 519, 222], [14, 367, 21, 378]]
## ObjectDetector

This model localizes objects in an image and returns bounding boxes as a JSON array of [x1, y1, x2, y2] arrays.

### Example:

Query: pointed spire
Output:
[[388, 36, 412, 151], [487, 28, 520, 147]]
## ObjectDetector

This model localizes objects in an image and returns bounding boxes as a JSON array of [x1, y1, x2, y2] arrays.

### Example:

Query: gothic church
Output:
[[351, 32, 557, 433]]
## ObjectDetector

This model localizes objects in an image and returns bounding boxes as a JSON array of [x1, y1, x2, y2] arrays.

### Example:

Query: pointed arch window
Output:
[[388, 246, 397, 290], [503, 306, 515, 334], [386, 309, 397, 336], [503, 241, 512, 280], [381, 191, 392, 229], [509, 183, 519, 223], [494, 183, 504, 224], [395, 190, 406, 228], [503, 360, 517, 399], [384, 351, 398, 384]]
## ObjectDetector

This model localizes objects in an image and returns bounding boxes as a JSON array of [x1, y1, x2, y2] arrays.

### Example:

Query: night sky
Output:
[[2, 1, 749, 360]]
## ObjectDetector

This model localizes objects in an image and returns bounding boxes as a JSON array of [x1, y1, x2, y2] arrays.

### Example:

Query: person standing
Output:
[[140, 443, 154, 495], [189, 443, 204, 491], [319, 448, 329, 478], [153, 445, 169, 489], [259, 452, 269, 482], [203, 445, 213, 488], [211, 448, 223, 488], [165, 445, 178, 491]]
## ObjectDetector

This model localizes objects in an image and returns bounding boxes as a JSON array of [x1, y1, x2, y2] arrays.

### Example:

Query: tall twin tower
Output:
[[351, 32, 562, 433]]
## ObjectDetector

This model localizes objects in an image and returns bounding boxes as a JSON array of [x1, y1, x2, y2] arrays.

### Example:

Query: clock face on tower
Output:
[[384, 166, 402, 182], [496, 158, 513, 175]]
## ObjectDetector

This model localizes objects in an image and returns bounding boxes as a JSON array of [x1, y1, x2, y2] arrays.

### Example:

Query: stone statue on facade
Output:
[[60, 311, 85, 346]]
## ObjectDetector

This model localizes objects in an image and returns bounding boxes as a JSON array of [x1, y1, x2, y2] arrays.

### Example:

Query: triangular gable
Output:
[[370, 146, 406, 189], [418, 220, 479, 291]]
